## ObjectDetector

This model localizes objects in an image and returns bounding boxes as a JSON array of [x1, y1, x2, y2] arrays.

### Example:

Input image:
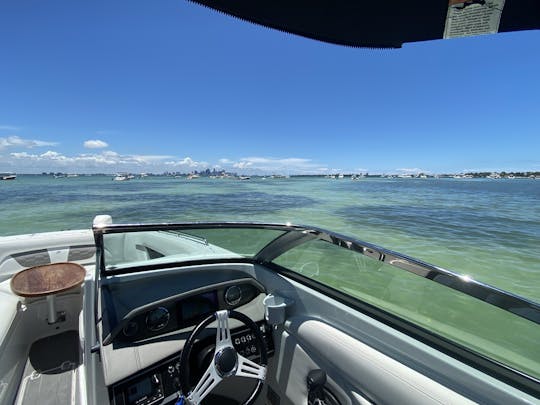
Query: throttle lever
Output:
[[307, 369, 327, 405]]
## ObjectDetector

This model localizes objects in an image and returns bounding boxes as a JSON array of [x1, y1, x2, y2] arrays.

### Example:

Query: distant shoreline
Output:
[[3, 171, 539, 179]]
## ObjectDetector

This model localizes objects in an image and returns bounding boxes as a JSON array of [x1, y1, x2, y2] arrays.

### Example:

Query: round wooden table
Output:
[[10, 262, 86, 324]]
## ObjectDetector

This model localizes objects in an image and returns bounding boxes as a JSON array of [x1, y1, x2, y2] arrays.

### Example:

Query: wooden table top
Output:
[[10, 262, 86, 297]]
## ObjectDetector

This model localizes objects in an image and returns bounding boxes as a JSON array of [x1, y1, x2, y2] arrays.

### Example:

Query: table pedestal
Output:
[[47, 295, 58, 324]]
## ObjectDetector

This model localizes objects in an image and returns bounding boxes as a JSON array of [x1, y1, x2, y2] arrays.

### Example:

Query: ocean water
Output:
[[1, 175, 539, 303]]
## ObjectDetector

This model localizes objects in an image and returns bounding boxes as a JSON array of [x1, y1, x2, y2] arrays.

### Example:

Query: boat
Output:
[[0, 173, 16, 180], [1, 1, 539, 405], [113, 174, 130, 181], [0, 215, 538, 405]]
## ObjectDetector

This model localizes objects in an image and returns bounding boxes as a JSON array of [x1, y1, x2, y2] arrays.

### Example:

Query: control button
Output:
[[168, 365, 175, 374], [246, 334, 252, 341], [250, 345, 257, 353], [234, 338, 240, 345], [240, 336, 246, 343]]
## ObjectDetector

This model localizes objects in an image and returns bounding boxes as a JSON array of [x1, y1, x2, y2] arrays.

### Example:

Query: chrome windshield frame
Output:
[[92, 221, 540, 326]]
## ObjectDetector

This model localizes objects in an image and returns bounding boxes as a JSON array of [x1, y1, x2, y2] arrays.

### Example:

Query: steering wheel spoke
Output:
[[216, 310, 233, 350], [187, 362, 222, 405], [236, 354, 267, 380]]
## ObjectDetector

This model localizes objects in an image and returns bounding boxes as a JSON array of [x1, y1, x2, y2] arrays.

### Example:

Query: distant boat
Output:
[[238, 176, 250, 180], [0, 173, 16, 180], [186, 174, 200, 180], [113, 174, 130, 181]]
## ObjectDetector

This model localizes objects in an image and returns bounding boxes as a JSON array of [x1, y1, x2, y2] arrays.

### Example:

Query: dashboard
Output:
[[98, 265, 274, 404], [108, 280, 261, 344]]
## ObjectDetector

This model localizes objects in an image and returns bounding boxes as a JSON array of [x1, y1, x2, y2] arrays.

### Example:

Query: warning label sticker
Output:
[[444, 0, 506, 39]]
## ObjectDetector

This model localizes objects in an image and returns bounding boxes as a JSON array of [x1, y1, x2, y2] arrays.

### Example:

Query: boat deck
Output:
[[15, 331, 80, 405]]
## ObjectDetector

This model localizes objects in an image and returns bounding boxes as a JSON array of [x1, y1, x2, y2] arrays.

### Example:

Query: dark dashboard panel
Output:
[[111, 280, 263, 344]]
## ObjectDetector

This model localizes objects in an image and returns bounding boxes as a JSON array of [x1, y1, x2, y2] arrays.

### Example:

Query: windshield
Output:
[[102, 227, 286, 270]]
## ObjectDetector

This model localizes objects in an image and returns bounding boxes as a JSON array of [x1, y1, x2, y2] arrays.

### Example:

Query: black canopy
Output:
[[190, 0, 539, 48]]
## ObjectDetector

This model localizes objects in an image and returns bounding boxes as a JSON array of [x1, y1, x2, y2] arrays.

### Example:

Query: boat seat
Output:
[[0, 279, 21, 346]]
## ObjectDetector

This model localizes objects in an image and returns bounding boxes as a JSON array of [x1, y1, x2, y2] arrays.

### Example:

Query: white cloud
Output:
[[6, 149, 175, 172], [84, 139, 109, 149], [10, 152, 36, 159], [0, 135, 57, 150], [219, 156, 328, 174], [164, 157, 208, 168], [3, 150, 330, 175], [233, 161, 253, 169], [396, 167, 425, 174]]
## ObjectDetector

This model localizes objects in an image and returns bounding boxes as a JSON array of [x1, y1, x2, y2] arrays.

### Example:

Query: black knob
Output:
[[307, 369, 326, 390]]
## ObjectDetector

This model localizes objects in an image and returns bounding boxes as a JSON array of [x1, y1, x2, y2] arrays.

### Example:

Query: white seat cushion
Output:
[[0, 279, 21, 345]]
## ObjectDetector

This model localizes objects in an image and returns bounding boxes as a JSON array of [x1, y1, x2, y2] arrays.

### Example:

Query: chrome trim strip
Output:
[[93, 222, 540, 325]]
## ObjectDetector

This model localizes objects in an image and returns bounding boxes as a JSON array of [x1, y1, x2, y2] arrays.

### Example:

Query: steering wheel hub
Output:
[[215, 347, 238, 377]]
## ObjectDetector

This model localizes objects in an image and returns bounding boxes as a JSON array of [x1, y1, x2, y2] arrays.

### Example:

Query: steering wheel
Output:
[[178, 310, 268, 405]]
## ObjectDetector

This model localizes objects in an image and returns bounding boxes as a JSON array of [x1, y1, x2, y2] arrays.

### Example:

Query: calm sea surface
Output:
[[1, 175, 539, 302]]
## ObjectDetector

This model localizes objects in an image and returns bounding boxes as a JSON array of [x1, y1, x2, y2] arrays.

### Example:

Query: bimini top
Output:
[[189, 0, 540, 48]]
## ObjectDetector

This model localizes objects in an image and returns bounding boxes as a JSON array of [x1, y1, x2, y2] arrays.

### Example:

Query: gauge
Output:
[[146, 307, 170, 332], [224, 285, 242, 306], [123, 320, 139, 337]]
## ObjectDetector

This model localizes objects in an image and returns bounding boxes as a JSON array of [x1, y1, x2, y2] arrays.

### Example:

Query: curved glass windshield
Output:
[[98, 223, 540, 381], [102, 227, 285, 270], [272, 237, 540, 381]]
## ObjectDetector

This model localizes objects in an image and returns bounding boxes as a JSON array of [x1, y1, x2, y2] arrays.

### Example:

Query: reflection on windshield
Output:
[[272, 238, 540, 380], [102, 228, 285, 270]]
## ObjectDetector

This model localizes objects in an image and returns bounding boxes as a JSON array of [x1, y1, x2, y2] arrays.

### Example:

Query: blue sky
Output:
[[1, 0, 539, 175]]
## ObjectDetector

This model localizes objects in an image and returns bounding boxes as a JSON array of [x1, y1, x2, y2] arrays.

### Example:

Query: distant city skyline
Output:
[[1, 1, 539, 175]]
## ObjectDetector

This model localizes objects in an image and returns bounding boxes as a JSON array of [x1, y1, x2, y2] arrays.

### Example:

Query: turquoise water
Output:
[[1, 175, 539, 302]]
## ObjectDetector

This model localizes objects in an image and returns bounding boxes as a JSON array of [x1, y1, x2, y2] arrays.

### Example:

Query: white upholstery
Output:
[[0, 279, 21, 346]]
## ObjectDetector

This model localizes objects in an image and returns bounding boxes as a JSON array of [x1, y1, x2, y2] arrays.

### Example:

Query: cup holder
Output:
[[263, 294, 294, 326]]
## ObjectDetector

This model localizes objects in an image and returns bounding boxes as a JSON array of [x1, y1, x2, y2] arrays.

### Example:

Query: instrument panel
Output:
[[113, 281, 262, 343]]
